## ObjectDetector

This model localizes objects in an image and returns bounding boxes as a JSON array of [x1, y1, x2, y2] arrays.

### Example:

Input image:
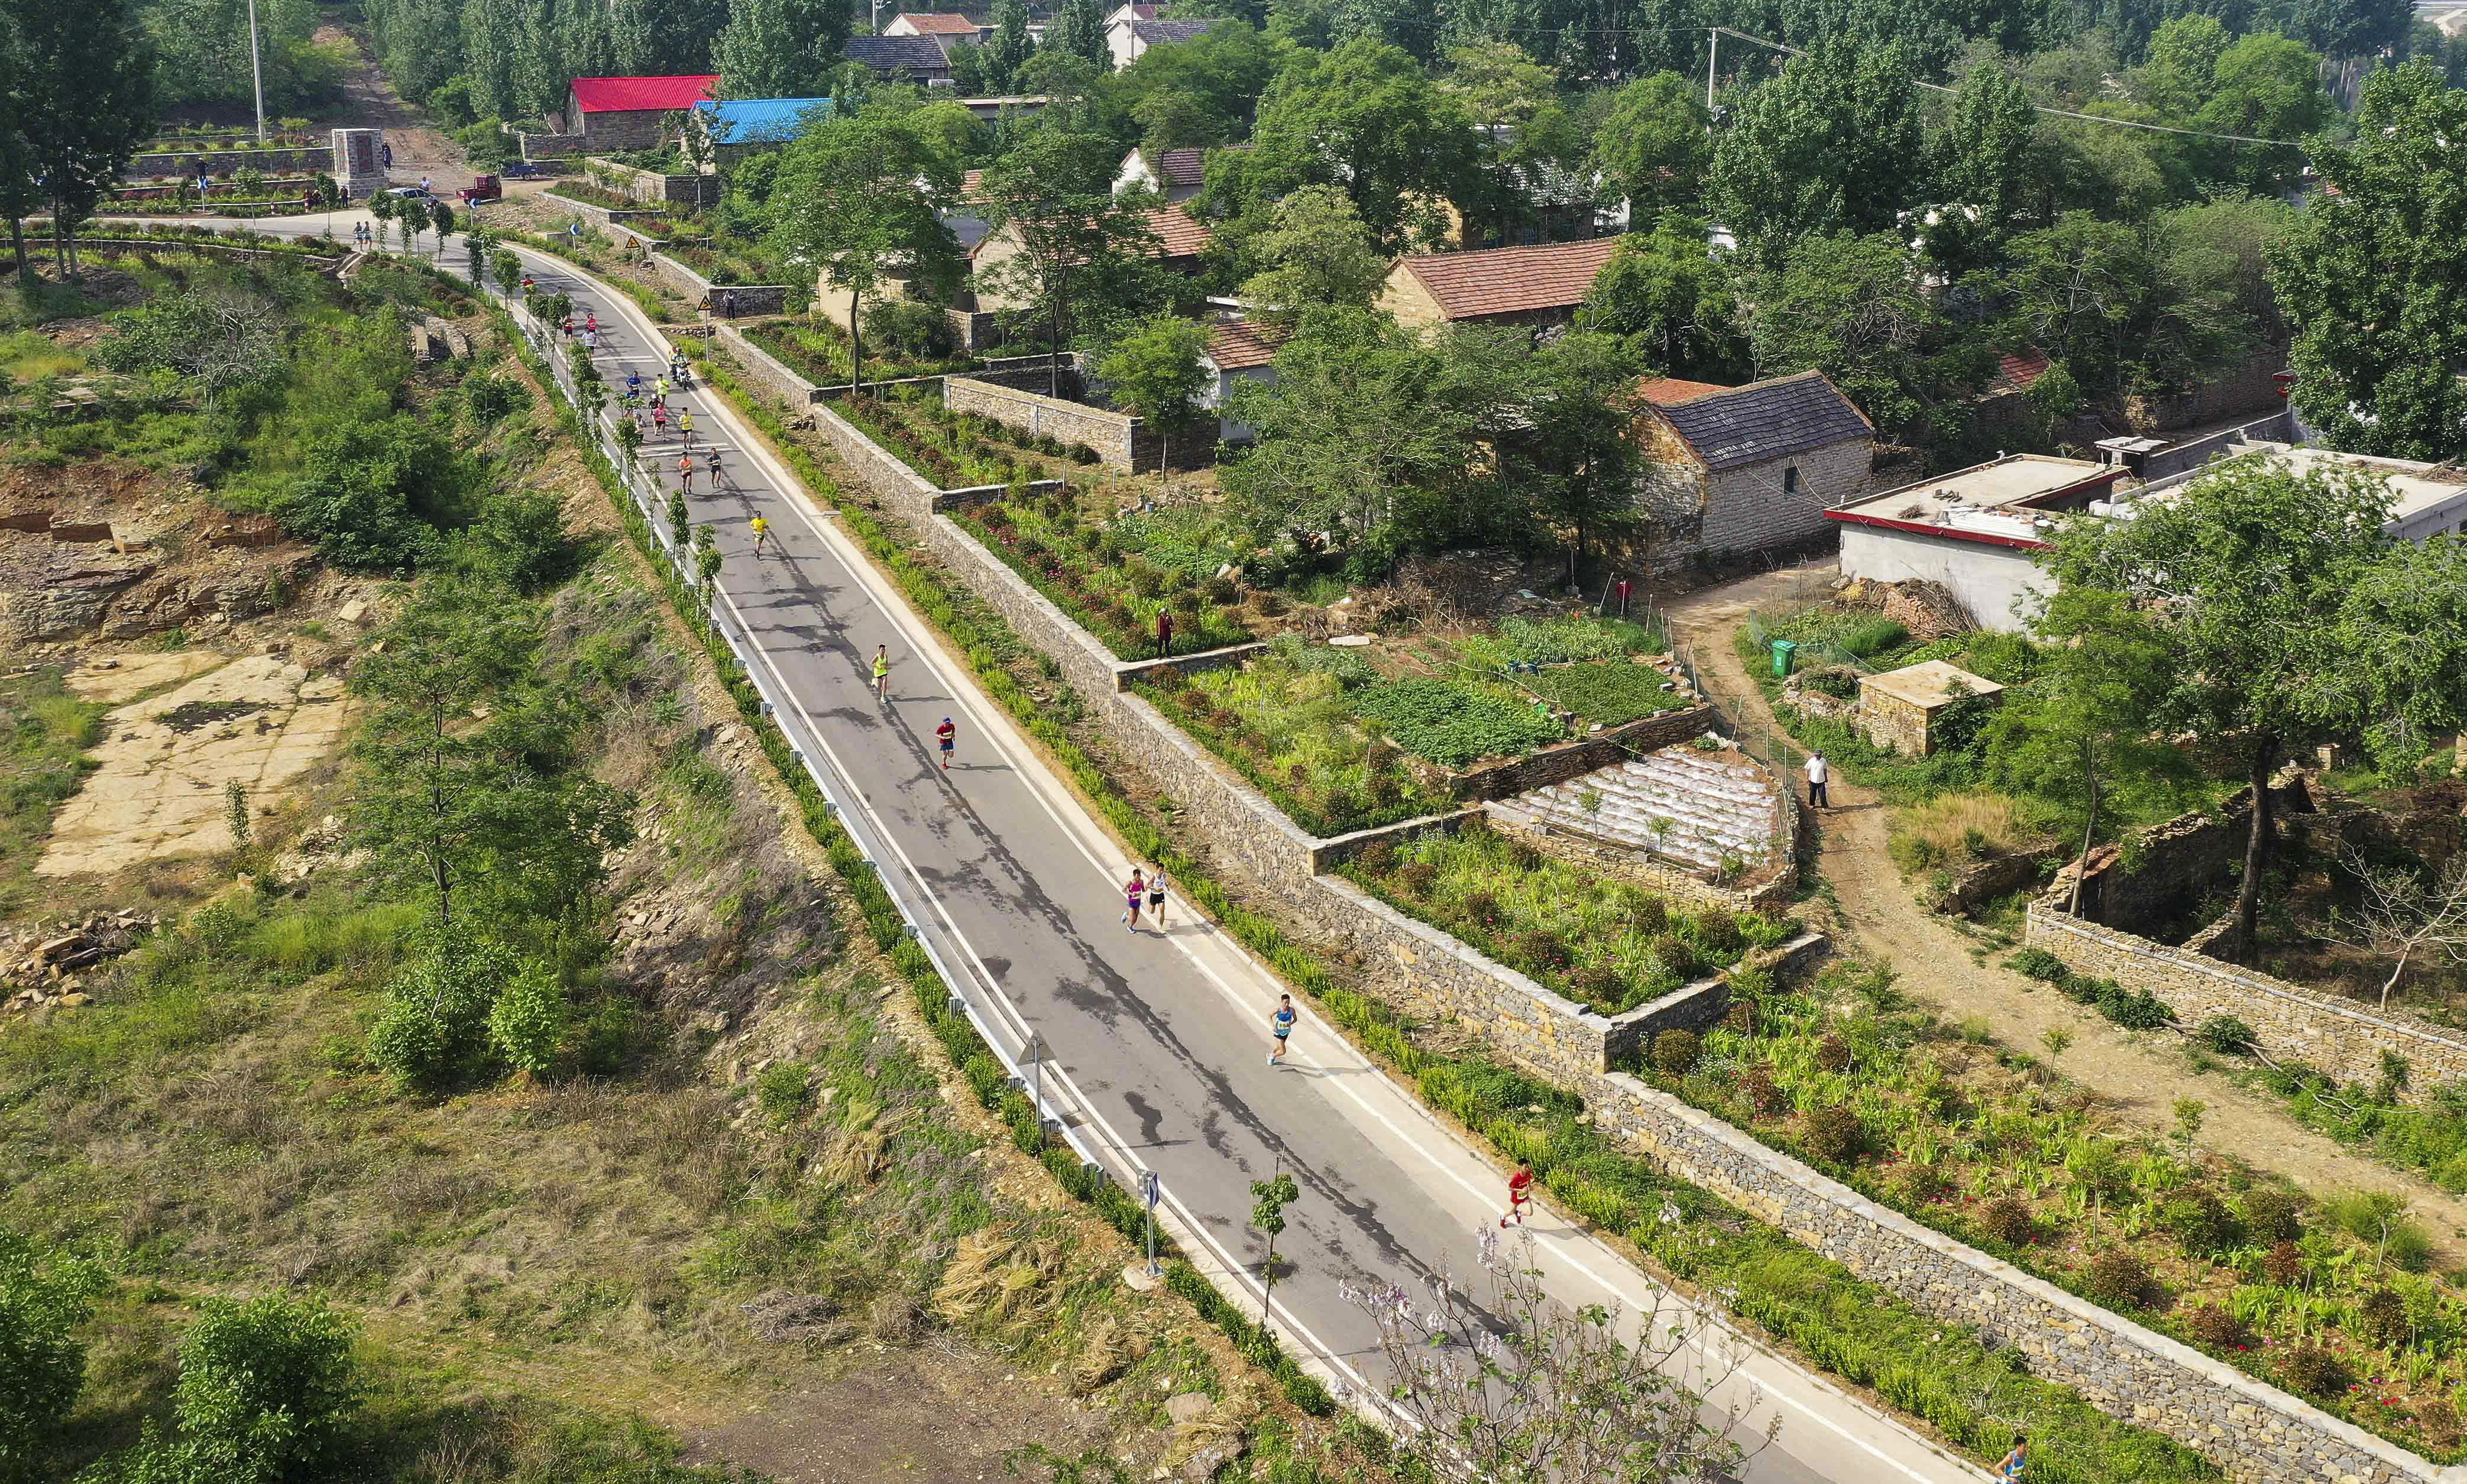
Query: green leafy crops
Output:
[[1352, 678, 1563, 767]]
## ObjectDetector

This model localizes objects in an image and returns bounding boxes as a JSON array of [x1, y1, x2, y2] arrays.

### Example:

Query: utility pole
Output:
[[247, 0, 268, 142], [1706, 26, 1718, 114]]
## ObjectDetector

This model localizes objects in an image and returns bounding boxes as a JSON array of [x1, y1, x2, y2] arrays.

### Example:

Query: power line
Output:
[[1709, 27, 2313, 148]]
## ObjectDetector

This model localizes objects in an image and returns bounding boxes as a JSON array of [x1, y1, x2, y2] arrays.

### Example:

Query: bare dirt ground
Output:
[[1663, 560, 2467, 1255]]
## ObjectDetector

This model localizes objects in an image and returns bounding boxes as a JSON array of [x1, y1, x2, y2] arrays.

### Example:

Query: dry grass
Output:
[[1887, 790, 2045, 872]]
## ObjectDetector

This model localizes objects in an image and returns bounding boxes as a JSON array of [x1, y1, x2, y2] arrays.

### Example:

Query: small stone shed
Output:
[[1857, 659, 2003, 757]]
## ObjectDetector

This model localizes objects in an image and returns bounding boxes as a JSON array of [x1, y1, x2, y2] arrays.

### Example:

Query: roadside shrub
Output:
[[2183, 1304, 2249, 1350], [1743, 1064, 1781, 1114], [1648, 934, 1696, 978], [1507, 928, 1573, 975], [1506, 840, 1543, 872], [754, 1061, 814, 1126], [1631, 895, 1670, 934], [1692, 908, 1744, 957], [2096, 982, 2176, 1031], [2416, 1398, 2462, 1451], [1353, 842, 1397, 875], [0, 1230, 106, 1464], [1652, 1029, 1702, 1078], [1206, 575, 1238, 604], [136, 1295, 363, 1482], [2160, 1190, 2236, 1256], [1458, 891, 1503, 929], [1976, 1195, 2037, 1246], [2084, 1249, 2158, 1310], [1572, 963, 1624, 1010], [2007, 947, 2070, 984], [2239, 1187, 2304, 1244], [2278, 1342, 2347, 1397], [1895, 1163, 1948, 1206], [1723, 1000, 1756, 1034], [2194, 1015, 2256, 1055], [1816, 1032, 1852, 1072], [1800, 1106, 1866, 1166], [367, 932, 518, 1090]]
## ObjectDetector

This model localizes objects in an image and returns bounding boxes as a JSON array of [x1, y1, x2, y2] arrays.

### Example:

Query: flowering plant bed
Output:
[[963, 494, 1256, 661], [1651, 957, 2467, 1461], [1341, 820, 1789, 1015]]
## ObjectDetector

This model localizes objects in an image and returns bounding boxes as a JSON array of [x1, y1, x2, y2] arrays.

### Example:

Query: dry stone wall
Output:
[[2026, 903, 2467, 1101]]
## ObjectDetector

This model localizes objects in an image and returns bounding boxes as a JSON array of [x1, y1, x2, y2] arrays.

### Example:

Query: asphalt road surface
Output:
[[130, 212, 1992, 1484]]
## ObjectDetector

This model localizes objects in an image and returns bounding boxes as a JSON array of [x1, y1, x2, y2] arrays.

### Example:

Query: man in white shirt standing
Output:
[[1805, 750, 1829, 810]]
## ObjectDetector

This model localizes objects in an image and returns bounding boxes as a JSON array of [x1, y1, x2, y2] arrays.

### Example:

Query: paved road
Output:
[[124, 214, 1988, 1484]]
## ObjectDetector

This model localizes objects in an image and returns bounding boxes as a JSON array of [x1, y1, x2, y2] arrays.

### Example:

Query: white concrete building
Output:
[[1827, 455, 2127, 631]]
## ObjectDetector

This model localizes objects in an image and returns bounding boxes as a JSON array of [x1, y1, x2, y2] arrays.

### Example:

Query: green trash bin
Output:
[[1771, 639, 1799, 678]]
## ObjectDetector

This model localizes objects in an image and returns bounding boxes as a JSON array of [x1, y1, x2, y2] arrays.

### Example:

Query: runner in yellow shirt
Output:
[[750, 513, 772, 556]]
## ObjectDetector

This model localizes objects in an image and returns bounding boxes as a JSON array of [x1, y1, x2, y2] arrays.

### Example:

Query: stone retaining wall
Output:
[[646, 248, 787, 313], [586, 158, 720, 207], [540, 191, 673, 228], [2026, 902, 2467, 1101], [129, 146, 327, 177], [711, 328, 2456, 1483], [946, 371, 1206, 474], [1453, 705, 1716, 801], [714, 323, 825, 406]]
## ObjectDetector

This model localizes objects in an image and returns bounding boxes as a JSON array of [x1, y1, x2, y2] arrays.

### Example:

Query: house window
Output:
[[1783, 466, 1801, 495]]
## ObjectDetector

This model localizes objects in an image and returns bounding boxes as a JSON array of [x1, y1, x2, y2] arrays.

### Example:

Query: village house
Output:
[[883, 11, 991, 45], [689, 98, 834, 167], [1108, 14, 1216, 68], [1630, 371, 1876, 571], [844, 34, 956, 83], [1374, 237, 1623, 335], [559, 74, 718, 152], [1112, 146, 1206, 204], [1197, 319, 1283, 444]]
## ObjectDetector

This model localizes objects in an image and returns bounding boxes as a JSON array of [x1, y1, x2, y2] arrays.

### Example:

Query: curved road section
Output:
[[153, 212, 1987, 1483]]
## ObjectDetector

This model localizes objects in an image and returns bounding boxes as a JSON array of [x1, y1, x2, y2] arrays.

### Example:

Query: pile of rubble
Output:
[[2, 909, 158, 1016]]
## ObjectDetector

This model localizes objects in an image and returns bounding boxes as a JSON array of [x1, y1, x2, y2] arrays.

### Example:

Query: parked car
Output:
[[501, 161, 541, 179], [458, 174, 501, 205], [386, 185, 435, 204]]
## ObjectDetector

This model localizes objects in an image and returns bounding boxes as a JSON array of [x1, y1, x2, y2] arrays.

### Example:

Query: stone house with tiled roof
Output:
[[1198, 320, 1285, 443], [1629, 371, 1877, 569], [561, 75, 718, 151], [844, 34, 955, 82], [1375, 238, 1623, 335], [1108, 14, 1216, 68]]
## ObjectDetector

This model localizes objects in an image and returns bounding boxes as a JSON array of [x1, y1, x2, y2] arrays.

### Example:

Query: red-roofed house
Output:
[[1199, 320, 1286, 443], [1376, 238, 1622, 334], [885, 11, 991, 41], [564, 75, 719, 151]]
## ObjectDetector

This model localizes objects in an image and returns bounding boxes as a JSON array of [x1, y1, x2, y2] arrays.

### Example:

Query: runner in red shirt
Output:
[[935, 717, 956, 771], [1500, 1159, 1534, 1228]]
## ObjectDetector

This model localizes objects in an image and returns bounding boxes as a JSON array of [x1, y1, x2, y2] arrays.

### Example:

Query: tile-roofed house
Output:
[[1631, 371, 1877, 571], [1113, 146, 1207, 202], [1108, 13, 1216, 67], [844, 34, 955, 81], [1138, 205, 1213, 259], [1634, 377, 1732, 406], [563, 75, 718, 150], [923, 205, 1215, 351], [1988, 348, 2052, 396], [885, 11, 987, 35], [1200, 320, 1287, 443], [1376, 238, 1622, 332]]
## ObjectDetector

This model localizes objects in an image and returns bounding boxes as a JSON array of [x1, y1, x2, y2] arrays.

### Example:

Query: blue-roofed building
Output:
[[691, 97, 836, 165]]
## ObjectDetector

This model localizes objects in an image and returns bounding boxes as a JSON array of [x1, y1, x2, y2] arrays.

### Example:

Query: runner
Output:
[[559, 315, 574, 339], [705, 449, 723, 489], [935, 716, 956, 771], [652, 404, 668, 436], [1500, 1159, 1534, 1226], [678, 410, 694, 447], [1267, 994, 1297, 1065], [749, 513, 771, 556], [677, 453, 695, 491], [1145, 864, 1169, 930], [626, 371, 642, 398], [585, 312, 598, 335], [1997, 1435, 2028, 1480], [1122, 868, 1147, 932], [584, 328, 598, 353], [870, 644, 890, 704], [655, 375, 671, 401]]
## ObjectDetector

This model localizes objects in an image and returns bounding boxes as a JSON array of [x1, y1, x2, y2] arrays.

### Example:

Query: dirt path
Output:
[[1662, 562, 2467, 1255], [314, 21, 477, 191]]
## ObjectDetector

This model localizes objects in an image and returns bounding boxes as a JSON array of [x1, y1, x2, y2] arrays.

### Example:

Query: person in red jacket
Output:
[[935, 717, 956, 771], [1500, 1159, 1534, 1227]]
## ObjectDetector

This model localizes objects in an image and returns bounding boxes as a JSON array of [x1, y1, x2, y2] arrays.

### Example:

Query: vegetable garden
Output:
[[959, 490, 1255, 660], [744, 317, 975, 388], [1645, 958, 2467, 1460], [1342, 818, 1794, 1015]]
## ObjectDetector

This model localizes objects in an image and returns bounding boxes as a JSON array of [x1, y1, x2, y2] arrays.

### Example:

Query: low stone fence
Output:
[[946, 371, 1206, 474], [2026, 902, 2467, 1101], [76, 238, 343, 270], [585, 158, 720, 208], [516, 129, 588, 162], [928, 478, 1067, 513], [705, 324, 2455, 1483], [540, 191, 673, 228], [714, 322, 825, 406], [129, 145, 328, 177], [1454, 705, 1716, 801], [647, 250, 788, 315]]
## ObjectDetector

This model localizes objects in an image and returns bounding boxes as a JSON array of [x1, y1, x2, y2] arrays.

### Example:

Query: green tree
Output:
[[1056, 0, 1107, 69], [348, 576, 545, 933], [1234, 184, 1389, 326], [1594, 71, 1710, 219], [121, 1296, 361, 1484], [986, 0, 1034, 89], [1931, 60, 2038, 260], [977, 128, 1162, 397], [1230, 37, 1477, 253], [0, 24, 43, 279], [1095, 314, 1210, 471], [769, 103, 965, 395], [0, 1229, 105, 1473], [1709, 39, 1922, 258], [2135, 13, 2229, 118], [714, 0, 843, 98], [368, 929, 520, 1088], [1109, 21, 1283, 154], [1443, 41, 1581, 247], [284, 414, 468, 570], [2195, 33, 2331, 195], [1505, 331, 1645, 587], [1737, 232, 1945, 440], [488, 959, 567, 1077], [2042, 454, 2411, 957], [1576, 216, 1745, 382], [17, 0, 155, 276], [1249, 1167, 1298, 1325], [1994, 587, 2193, 911], [2269, 62, 2467, 461]]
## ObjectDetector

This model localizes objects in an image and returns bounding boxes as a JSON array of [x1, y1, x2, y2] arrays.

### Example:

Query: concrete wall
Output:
[[2125, 349, 2290, 434], [2026, 903, 2467, 1103], [587, 158, 720, 206], [575, 111, 671, 154], [696, 325, 2458, 1483], [2139, 407, 2297, 483], [1837, 524, 2047, 633]]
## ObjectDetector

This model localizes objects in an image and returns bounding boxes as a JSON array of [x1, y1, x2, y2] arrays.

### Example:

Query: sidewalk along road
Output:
[[143, 215, 1989, 1484]]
